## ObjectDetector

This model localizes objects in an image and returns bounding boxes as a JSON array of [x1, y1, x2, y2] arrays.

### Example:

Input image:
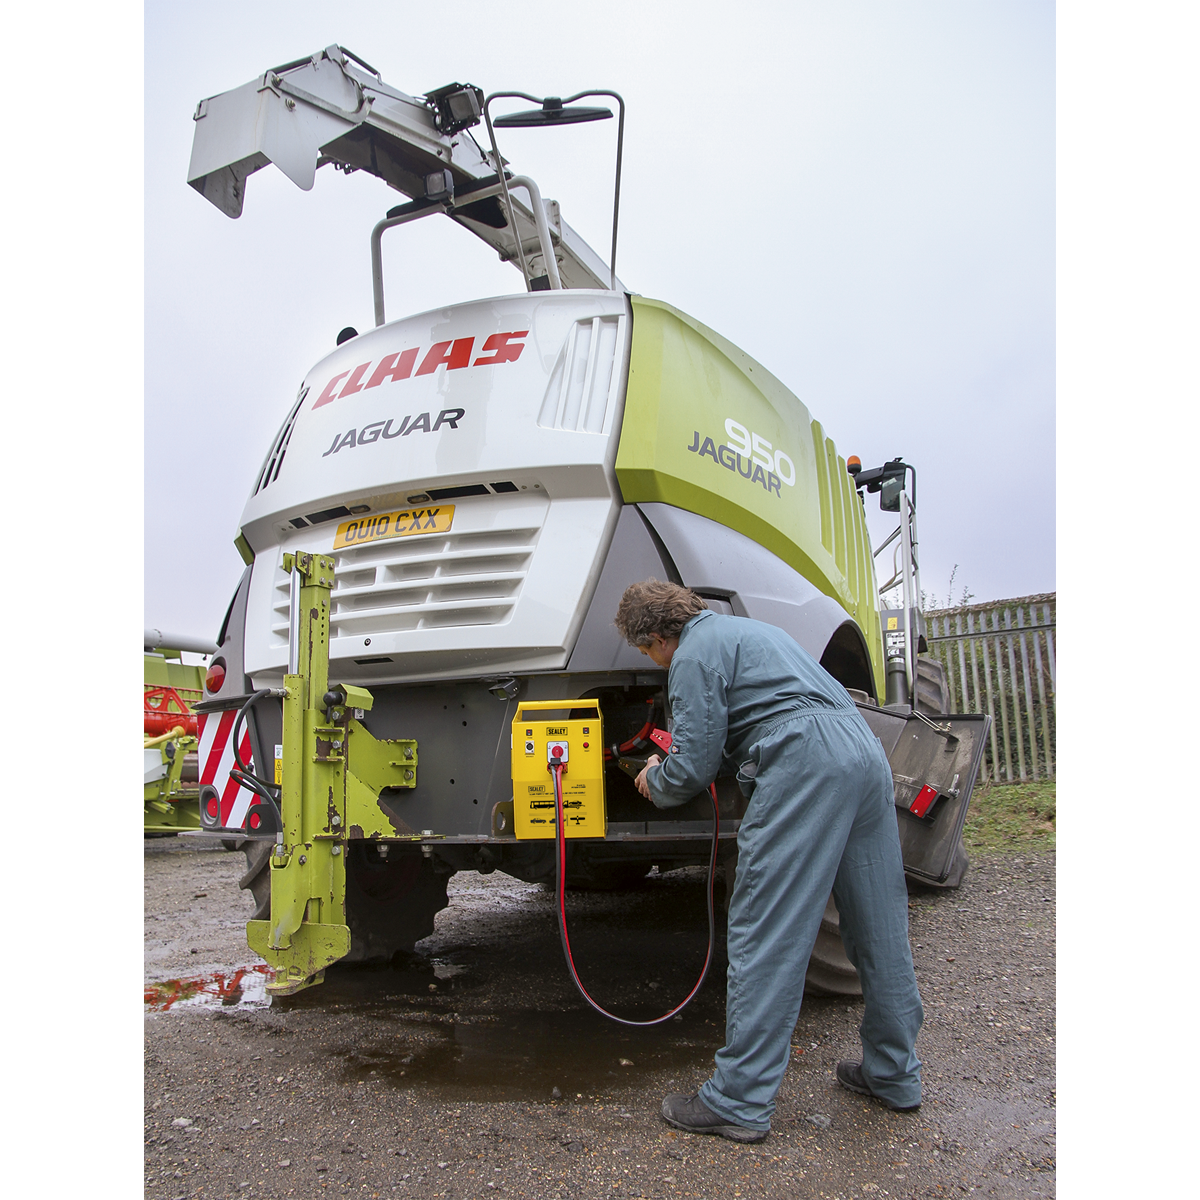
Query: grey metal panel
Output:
[[565, 506, 673, 672], [636, 503, 853, 662], [358, 669, 664, 838]]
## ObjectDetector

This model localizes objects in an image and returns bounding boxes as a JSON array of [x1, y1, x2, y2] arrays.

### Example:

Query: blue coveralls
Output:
[[645, 610, 923, 1129]]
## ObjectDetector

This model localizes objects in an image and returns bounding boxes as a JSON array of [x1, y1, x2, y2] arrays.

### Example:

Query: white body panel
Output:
[[144, 749, 168, 786], [240, 292, 632, 685]]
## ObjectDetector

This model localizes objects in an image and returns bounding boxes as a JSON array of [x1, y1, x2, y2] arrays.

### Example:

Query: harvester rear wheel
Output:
[[343, 844, 451, 962], [804, 894, 862, 997], [236, 841, 451, 962], [239, 841, 272, 920], [915, 656, 948, 715]]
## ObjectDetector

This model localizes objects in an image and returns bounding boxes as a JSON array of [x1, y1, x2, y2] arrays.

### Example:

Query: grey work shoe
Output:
[[660, 1093, 768, 1143], [835, 1060, 921, 1112]]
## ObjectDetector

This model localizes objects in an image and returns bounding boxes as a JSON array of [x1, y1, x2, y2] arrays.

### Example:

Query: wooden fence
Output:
[[922, 593, 1055, 784]]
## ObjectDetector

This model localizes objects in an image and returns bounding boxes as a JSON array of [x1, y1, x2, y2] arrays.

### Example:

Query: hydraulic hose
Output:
[[551, 759, 719, 1026], [229, 689, 284, 836]]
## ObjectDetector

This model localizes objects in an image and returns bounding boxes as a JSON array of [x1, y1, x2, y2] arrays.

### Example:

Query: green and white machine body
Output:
[[188, 47, 989, 996]]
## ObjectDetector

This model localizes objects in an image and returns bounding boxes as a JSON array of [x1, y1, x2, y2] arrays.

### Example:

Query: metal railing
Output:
[[923, 593, 1055, 784]]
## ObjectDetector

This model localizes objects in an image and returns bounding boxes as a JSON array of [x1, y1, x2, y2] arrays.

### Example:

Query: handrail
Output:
[[370, 207, 438, 327], [369, 176, 559, 324], [508, 175, 561, 289]]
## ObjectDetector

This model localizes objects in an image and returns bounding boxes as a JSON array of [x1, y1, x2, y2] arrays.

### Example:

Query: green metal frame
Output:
[[144, 735, 201, 832], [145, 651, 205, 833], [246, 551, 418, 996]]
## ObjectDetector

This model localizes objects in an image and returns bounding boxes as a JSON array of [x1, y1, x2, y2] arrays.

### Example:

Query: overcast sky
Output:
[[145, 0, 1054, 639]]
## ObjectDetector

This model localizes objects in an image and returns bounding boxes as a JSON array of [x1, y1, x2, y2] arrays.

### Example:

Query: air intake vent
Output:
[[538, 316, 622, 433], [428, 484, 490, 501], [269, 523, 542, 645], [253, 386, 308, 495]]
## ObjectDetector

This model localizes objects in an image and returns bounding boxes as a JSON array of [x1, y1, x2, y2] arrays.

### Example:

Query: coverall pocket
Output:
[[735, 755, 759, 799]]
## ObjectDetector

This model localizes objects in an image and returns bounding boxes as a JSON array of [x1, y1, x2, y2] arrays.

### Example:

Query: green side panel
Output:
[[615, 296, 884, 696], [143, 797, 201, 832], [144, 655, 206, 692]]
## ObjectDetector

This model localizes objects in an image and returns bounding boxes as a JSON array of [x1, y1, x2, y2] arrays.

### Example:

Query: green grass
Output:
[[962, 778, 1056, 853]]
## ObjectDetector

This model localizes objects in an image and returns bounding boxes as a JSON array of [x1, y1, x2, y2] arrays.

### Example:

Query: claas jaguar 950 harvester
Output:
[[184, 46, 988, 998]]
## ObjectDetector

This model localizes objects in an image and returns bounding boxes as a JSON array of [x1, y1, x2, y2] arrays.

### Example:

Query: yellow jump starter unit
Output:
[[510, 700, 606, 839]]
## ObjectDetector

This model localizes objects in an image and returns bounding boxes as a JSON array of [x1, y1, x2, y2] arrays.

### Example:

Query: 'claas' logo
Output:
[[312, 331, 528, 410]]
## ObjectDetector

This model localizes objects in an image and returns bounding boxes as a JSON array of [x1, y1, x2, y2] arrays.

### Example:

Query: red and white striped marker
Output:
[[197, 710, 254, 830]]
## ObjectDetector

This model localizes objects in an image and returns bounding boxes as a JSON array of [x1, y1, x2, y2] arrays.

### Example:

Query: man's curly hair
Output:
[[614, 579, 708, 646]]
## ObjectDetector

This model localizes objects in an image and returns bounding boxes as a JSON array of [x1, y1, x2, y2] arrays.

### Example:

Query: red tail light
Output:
[[909, 785, 938, 819], [205, 659, 226, 694]]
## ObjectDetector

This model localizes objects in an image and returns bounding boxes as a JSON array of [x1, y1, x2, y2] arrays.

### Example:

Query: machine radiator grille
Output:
[[538, 315, 622, 433], [269, 525, 540, 643]]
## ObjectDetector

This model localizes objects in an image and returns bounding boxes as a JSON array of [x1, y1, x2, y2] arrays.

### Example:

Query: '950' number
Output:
[[724, 420, 796, 486]]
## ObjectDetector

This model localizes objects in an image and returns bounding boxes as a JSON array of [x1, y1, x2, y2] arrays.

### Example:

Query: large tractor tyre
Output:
[[238, 842, 452, 962], [240, 841, 272, 920], [804, 894, 862, 997], [911, 654, 970, 889], [343, 844, 451, 962], [915, 656, 948, 715]]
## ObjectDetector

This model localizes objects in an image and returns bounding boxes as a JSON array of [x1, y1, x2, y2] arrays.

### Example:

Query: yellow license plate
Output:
[[333, 505, 455, 550]]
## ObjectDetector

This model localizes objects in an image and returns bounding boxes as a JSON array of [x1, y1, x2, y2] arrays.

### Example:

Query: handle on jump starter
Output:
[[516, 699, 601, 718]]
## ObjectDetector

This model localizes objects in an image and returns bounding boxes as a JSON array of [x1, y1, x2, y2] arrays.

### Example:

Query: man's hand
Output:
[[634, 754, 662, 800]]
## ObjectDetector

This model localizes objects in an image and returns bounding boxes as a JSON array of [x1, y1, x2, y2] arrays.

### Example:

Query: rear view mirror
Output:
[[880, 476, 902, 512]]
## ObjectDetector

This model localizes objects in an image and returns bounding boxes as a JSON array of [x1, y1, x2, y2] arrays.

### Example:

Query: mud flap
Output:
[[855, 705, 991, 886]]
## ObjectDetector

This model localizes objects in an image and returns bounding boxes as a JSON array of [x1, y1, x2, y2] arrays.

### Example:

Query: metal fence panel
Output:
[[924, 593, 1056, 783]]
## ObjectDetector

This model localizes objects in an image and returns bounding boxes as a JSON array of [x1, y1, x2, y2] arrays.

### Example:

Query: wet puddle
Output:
[[146, 873, 732, 1098], [145, 964, 274, 1012], [145, 948, 725, 1099], [328, 1006, 718, 1101]]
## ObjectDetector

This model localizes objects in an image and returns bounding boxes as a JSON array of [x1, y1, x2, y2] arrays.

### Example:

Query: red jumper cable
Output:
[[549, 734, 719, 1026]]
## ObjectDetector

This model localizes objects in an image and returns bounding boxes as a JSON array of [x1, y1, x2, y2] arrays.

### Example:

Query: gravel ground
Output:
[[145, 837, 1055, 1199]]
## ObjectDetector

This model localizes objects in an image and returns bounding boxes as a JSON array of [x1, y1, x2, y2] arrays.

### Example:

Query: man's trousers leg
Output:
[[699, 712, 876, 1131], [832, 738, 924, 1109]]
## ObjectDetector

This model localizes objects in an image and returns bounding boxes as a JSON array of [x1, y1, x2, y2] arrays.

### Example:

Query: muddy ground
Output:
[[145, 838, 1055, 1199]]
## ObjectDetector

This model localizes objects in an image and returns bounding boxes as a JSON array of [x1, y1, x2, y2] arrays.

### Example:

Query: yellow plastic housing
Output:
[[511, 700, 606, 839]]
